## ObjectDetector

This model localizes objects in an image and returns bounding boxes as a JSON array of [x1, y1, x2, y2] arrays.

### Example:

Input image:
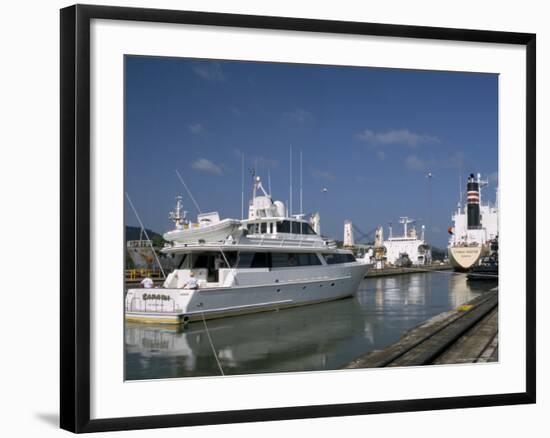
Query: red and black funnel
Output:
[[467, 173, 481, 229]]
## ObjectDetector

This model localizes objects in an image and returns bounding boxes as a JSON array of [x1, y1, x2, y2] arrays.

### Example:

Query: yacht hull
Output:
[[126, 263, 368, 324]]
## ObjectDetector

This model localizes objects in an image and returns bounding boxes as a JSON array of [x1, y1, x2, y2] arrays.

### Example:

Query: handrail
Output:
[[163, 236, 343, 251], [127, 240, 154, 248]]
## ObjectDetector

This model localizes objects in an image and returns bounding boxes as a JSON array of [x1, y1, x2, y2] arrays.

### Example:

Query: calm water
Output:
[[125, 272, 495, 380]]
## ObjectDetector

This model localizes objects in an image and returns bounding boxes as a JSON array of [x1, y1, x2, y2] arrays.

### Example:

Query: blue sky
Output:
[[125, 56, 498, 248]]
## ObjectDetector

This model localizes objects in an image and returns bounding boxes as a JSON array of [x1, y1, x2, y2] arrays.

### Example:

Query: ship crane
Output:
[[352, 223, 378, 244]]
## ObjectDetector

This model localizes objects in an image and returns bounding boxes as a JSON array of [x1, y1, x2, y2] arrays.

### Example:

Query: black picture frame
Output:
[[60, 4, 536, 433]]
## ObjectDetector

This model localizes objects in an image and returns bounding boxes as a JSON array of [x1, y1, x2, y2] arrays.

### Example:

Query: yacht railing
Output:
[[248, 235, 326, 248], [165, 235, 339, 250]]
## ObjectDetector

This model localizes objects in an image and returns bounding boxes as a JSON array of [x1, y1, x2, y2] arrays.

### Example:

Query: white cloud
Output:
[[404, 151, 469, 173], [192, 62, 225, 82], [191, 158, 223, 175], [233, 149, 278, 169], [357, 129, 440, 148], [405, 154, 429, 171], [439, 151, 465, 169], [311, 168, 336, 181], [283, 108, 313, 124], [256, 156, 279, 168], [188, 123, 204, 135]]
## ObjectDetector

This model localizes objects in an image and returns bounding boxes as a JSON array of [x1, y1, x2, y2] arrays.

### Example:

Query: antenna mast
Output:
[[175, 170, 202, 214], [289, 144, 293, 216], [300, 149, 303, 216], [241, 152, 244, 220]]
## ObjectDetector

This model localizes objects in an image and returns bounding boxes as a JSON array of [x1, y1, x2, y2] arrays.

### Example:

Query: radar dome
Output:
[[274, 201, 286, 217]]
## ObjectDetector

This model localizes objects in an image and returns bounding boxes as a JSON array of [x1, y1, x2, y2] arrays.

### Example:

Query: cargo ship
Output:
[[447, 173, 498, 271]]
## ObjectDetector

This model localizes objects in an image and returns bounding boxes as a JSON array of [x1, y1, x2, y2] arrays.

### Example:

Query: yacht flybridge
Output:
[[125, 176, 369, 324], [162, 196, 241, 245]]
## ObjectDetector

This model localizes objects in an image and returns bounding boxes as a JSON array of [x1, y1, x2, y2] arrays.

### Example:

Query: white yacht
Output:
[[125, 176, 369, 324]]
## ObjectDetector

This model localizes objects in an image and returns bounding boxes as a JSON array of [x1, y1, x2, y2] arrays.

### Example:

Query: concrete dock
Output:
[[343, 289, 498, 368]]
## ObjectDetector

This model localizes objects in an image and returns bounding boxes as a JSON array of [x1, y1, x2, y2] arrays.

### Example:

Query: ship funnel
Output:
[[467, 173, 481, 229]]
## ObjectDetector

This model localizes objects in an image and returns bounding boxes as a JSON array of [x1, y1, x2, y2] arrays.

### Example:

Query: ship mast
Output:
[[399, 216, 415, 238], [241, 152, 244, 220], [289, 144, 293, 216], [300, 149, 303, 216], [169, 195, 187, 230]]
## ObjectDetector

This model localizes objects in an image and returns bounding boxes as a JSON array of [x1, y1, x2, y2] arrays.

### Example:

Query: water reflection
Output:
[[125, 272, 494, 380]]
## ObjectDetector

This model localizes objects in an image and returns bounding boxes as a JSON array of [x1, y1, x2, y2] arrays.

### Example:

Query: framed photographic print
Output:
[[60, 4, 536, 433]]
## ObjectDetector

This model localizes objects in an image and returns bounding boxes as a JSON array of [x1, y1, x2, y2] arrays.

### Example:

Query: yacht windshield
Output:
[[276, 220, 316, 235]]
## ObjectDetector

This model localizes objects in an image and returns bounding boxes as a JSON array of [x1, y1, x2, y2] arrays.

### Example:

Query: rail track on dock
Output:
[[344, 289, 498, 368]]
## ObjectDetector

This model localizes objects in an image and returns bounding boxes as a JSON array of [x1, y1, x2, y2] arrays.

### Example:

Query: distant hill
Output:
[[125, 225, 163, 242], [431, 246, 447, 261]]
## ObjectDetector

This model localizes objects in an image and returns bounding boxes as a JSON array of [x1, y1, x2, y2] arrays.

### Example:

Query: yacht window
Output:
[[176, 254, 188, 269], [223, 251, 238, 268], [288, 254, 298, 266], [236, 252, 270, 268], [269, 222, 274, 234], [343, 253, 356, 263], [270, 252, 320, 267], [324, 254, 336, 265], [277, 220, 291, 233], [323, 253, 356, 264], [271, 252, 292, 268], [260, 222, 267, 234], [251, 252, 270, 268], [301, 223, 316, 235], [247, 224, 255, 233], [291, 222, 301, 234], [192, 254, 210, 269], [297, 253, 322, 266], [237, 252, 254, 268]]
